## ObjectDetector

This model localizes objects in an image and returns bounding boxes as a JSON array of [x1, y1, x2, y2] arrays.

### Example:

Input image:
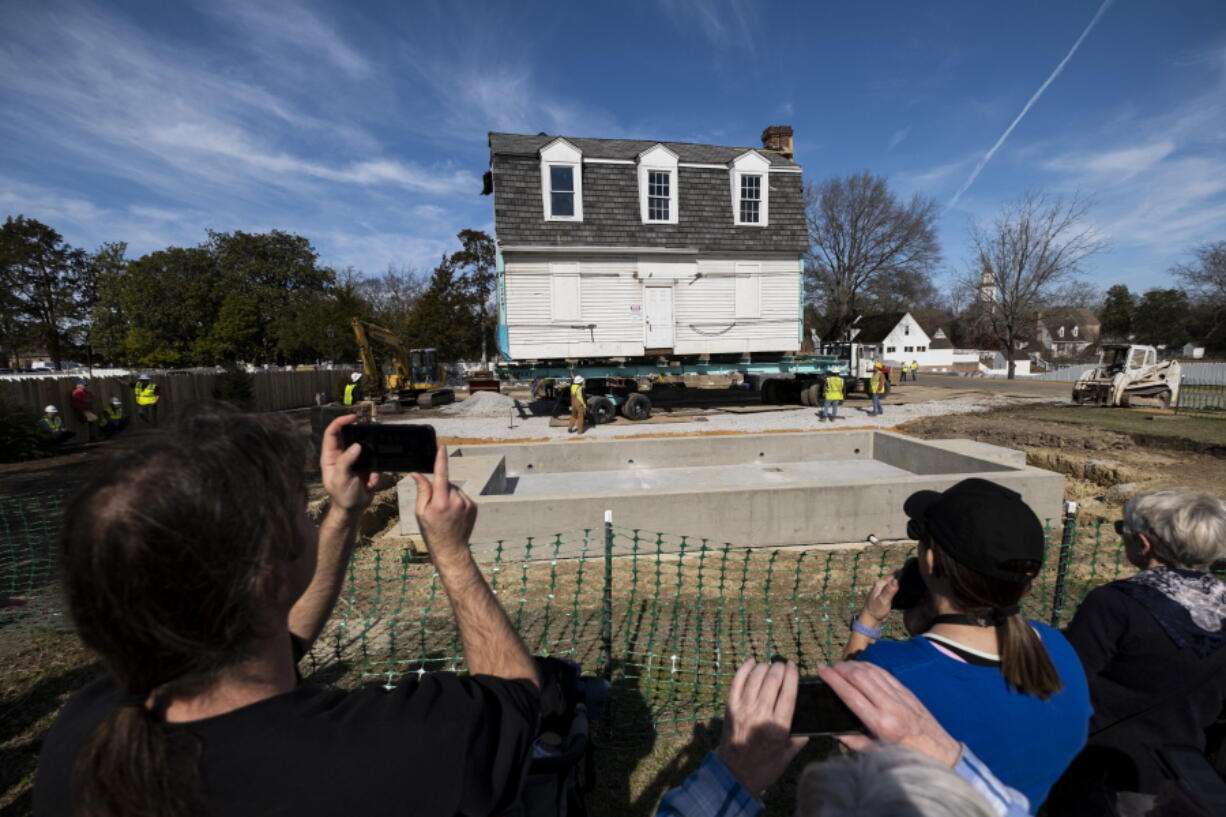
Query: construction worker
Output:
[[38, 405, 75, 446], [910, 360, 920, 381], [343, 372, 363, 405], [71, 380, 98, 441], [818, 373, 845, 422], [869, 363, 887, 416], [133, 374, 160, 427], [568, 375, 587, 434], [98, 396, 128, 439]]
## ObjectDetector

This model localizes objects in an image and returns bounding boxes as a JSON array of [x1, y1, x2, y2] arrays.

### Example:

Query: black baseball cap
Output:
[[903, 478, 1044, 583]]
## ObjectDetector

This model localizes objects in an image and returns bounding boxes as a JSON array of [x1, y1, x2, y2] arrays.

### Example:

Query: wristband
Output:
[[850, 617, 882, 639]]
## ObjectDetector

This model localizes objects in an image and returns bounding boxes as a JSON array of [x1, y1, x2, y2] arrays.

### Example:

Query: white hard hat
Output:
[[138, 373, 150, 381], [45, 405, 58, 413], [110, 396, 122, 405], [350, 372, 362, 382], [572, 375, 584, 385]]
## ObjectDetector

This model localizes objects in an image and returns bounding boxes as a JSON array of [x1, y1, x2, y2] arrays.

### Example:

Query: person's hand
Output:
[[410, 444, 477, 565], [320, 415, 380, 513], [817, 661, 961, 767], [715, 660, 808, 796], [858, 574, 899, 627]]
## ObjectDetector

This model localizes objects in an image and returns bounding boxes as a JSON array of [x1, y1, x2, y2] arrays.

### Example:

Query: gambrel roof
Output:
[[487, 131, 807, 254]]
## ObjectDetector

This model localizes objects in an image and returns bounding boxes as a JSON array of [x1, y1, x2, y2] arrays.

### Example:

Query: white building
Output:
[[850, 312, 955, 370], [486, 129, 807, 361]]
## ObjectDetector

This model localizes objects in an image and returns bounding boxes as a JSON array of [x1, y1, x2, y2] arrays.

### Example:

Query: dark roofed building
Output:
[[1037, 307, 1101, 359]]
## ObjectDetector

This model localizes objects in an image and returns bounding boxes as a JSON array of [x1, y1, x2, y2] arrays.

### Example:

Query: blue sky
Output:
[[2, 0, 1224, 298]]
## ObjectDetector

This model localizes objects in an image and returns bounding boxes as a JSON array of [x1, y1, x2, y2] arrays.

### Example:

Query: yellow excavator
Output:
[[350, 317, 455, 408]]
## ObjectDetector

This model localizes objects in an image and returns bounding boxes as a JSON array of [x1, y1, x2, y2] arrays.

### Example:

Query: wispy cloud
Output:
[[887, 126, 911, 152], [946, 0, 1116, 210], [657, 0, 761, 59], [203, 0, 372, 78]]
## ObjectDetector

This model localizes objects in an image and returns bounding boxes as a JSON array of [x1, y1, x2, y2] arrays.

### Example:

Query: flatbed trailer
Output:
[[491, 353, 851, 423]]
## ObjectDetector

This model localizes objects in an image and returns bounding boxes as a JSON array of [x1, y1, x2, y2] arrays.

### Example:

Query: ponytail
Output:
[[73, 701, 201, 817], [931, 545, 1063, 699]]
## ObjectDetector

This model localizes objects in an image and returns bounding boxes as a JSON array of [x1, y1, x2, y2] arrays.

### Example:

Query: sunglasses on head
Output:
[[1113, 519, 1130, 537]]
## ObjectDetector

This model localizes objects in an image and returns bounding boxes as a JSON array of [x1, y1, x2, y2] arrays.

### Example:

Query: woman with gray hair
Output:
[[1048, 490, 1226, 816]]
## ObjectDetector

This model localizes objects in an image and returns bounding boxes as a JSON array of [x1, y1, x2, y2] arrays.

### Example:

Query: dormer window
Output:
[[1058, 326, 1065, 338], [539, 138, 583, 222], [638, 144, 679, 224], [730, 151, 770, 226], [1072, 325, 1079, 338]]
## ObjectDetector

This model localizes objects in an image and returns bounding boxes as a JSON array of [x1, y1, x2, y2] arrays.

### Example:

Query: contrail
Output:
[[946, 0, 1115, 211]]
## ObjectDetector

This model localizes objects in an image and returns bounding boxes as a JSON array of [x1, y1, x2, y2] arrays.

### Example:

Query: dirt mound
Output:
[[438, 390, 518, 417]]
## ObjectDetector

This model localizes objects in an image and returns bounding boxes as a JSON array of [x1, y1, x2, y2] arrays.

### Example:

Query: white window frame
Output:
[[540, 139, 584, 222], [734, 262, 761, 319], [550, 262, 582, 321], [638, 144, 679, 225], [730, 151, 771, 226]]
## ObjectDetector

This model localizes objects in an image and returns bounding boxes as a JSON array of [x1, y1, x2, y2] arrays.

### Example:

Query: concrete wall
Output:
[[401, 431, 1064, 555]]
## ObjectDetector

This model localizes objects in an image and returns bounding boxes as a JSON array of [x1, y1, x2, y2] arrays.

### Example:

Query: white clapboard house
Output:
[[850, 312, 955, 370], [485, 128, 807, 360]]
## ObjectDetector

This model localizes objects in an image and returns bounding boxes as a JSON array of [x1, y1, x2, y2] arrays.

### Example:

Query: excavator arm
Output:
[[350, 317, 411, 387]]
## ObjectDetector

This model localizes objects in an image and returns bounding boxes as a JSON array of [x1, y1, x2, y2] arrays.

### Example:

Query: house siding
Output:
[[503, 254, 800, 359]]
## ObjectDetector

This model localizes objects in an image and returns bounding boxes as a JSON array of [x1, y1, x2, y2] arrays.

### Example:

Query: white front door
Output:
[[644, 286, 674, 349]]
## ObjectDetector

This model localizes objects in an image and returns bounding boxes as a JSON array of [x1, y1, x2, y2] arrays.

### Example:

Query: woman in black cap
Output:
[[844, 478, 1091, 811]]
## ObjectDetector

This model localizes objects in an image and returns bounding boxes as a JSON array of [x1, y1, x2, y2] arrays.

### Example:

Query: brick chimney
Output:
[[761, 125, 794, 159]]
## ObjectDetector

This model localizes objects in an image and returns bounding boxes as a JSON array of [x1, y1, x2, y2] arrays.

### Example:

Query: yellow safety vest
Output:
[[911, 362, 919, 371], [823, 376, 845, 401], [134, 382, 159, 405], [870, 371, 887, 394], [99, 405, 123, 424], [39, 416, 63, 432], [570, 384, 586, 408], [343, 384, 357, 405]]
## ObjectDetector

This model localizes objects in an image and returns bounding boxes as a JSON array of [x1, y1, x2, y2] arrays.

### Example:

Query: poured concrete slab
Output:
[[398, 430, 1063, 555]]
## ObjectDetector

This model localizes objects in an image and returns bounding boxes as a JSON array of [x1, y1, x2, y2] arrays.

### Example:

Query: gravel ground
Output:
[[405, 393, 1058, 441]]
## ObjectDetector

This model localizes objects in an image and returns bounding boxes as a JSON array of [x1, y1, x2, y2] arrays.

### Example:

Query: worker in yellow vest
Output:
[[38, 405, 75, 446], [343, 372, 363, 405], [568, 375, 587, 434], [133, 374, 160, 427], [98, 396, 129, 439], [869, 363, 887, 416], [910, 360, 920, 381], [819, 374, 845, 422]]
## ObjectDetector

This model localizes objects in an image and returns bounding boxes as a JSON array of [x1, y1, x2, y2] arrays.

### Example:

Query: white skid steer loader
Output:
[[1072, 344, 1181, 408]]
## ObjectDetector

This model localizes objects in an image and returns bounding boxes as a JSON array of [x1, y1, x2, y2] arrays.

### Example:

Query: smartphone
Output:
[[891, 557, 926, 611], [790, 678, 865, 736], [340, 423, 437, 473]]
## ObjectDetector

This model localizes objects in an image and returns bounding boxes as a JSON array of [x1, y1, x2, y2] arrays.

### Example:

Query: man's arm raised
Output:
[[289, 414, 378, 649], [411, 446, 540, 688]]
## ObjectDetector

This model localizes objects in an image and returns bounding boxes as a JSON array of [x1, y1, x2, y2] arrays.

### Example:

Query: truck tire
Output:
[[761, 379, 780, 405], [587, 395, 616, 424], [806, 384, 822, 406], [623, 393, 652, 421], [800, 385, 813, 406]]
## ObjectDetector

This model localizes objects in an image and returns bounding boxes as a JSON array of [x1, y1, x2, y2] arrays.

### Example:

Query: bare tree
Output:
[[1173, 240, 1226, 303], [805, 172, 941, 338], [966, 191, 1105, 378]]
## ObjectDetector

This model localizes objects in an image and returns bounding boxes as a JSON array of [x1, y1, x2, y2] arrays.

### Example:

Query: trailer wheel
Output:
[[800, 385, 813, 406], [805, 384, 822, 406], [761, 379, 780, 404], [623, 393, 652, 421], [587, 395, 616, 424]]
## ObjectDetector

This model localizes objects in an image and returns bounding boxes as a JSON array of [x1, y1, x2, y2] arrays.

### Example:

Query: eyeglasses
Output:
[[1113, 519, 1133, 537]]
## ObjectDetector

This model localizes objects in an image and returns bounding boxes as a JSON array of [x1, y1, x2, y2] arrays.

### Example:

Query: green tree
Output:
[[1132, 288, 1191, 348], [198, 292, 262, 362], [87, 242, 128, 363], [0, 216, 90, 368], [1098, 285, 1134, 340], [447, 229, 497, 364], [117, 246, 224, 367], [403, 258, 481, 360]]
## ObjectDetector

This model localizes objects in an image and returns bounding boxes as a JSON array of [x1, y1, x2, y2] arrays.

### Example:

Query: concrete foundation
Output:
[[398, 430, 1064, 555]]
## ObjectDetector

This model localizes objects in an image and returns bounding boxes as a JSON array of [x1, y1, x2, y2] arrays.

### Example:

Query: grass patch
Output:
[[1024, 406, 1226, 448]]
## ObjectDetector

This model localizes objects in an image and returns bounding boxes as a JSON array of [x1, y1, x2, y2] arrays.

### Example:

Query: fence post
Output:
[[601, 509, 614, 681], [1049, 501, 1078, 627]]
